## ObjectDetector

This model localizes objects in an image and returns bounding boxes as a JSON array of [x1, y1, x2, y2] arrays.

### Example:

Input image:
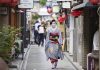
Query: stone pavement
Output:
[[21, 45, 76, 70], [9, 33, 83, 70], [9, 45, 30, 70]]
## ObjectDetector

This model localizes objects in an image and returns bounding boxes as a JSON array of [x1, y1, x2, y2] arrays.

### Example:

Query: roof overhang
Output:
[[71, 2, 94, 11]]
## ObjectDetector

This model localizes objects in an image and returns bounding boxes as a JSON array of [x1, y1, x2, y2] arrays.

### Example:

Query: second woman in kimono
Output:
[[45, 20, 63, 69]]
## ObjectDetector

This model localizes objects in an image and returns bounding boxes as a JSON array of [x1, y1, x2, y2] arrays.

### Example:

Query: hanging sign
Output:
[[52, 0, 57, 2], [53, 5, 59, 13], [62, 2, 70, 8], [18, 0, 33, 9]]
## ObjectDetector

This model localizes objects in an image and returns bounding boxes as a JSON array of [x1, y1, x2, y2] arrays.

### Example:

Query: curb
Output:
[[19, 45, 31, 70], [64, 52, 83, 70]]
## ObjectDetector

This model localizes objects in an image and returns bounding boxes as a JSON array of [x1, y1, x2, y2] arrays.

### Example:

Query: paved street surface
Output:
[[22, 45, 76, 70], [9, 46, 30, 70]]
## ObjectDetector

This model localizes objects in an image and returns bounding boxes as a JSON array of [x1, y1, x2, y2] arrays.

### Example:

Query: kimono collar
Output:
[[50, 26, 57, 32]]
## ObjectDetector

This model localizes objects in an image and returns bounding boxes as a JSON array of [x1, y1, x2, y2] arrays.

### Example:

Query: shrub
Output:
[[0, 25, 20, 63]]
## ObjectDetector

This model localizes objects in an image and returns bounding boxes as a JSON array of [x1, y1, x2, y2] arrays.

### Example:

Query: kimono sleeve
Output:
[[45, 30, 50, 48], [58, 29, 63, 45]]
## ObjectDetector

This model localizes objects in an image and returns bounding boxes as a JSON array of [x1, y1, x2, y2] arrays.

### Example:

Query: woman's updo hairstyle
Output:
[[50, 20, 56, 25]]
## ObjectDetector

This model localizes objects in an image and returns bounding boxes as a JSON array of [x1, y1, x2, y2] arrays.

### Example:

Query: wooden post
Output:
[[99, 17, 100, 70], [97, 7, 100, 70]]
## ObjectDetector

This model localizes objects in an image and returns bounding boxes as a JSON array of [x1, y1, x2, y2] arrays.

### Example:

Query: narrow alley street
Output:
[[0, 0, 99, 70], [21, 45, 76, 70]]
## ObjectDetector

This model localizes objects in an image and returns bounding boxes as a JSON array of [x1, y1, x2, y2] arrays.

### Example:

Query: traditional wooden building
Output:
[[70, 0, 100, 69], [0, 0, 20, 27]]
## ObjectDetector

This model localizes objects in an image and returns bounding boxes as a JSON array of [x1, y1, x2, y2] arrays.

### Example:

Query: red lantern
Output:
[[71, 10, 82, 17], [10, 0, 19, 7], [89, 0, 99, 5], [0, 0, 10, 4], [58, 15, 66, 24], [0, 0, 19, 7], [47, 7, 52, 14]]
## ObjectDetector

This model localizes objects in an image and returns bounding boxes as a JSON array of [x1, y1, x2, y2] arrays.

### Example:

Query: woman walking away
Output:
[[45, 20, 64, 69]]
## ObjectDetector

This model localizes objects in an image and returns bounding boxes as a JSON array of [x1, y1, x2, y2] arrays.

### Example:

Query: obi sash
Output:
[[49, 33, 59, 43]]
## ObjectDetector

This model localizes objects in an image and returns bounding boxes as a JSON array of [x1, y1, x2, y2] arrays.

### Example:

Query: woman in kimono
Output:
[[45, 20, 63, 69]]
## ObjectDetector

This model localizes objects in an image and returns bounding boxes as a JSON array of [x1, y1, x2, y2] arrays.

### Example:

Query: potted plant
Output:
[[0, 25, 19, 63]]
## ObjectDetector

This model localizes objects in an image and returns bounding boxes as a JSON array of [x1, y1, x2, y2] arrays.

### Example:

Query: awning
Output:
[[71, 2, 93, 11]]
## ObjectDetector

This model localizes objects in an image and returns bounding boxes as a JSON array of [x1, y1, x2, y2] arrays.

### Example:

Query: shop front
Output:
[[0, 0, 19, 26]]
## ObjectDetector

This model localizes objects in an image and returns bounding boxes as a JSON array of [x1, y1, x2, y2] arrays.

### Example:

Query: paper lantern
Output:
[[47, 6, 52, 14], [0, 0, 19, 7], [0, 0, 10, 4], [89, 0, 99, 5], [10, 0, 19, 7], [71, 10, 82, 17], [58, 16, 66, 24]]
